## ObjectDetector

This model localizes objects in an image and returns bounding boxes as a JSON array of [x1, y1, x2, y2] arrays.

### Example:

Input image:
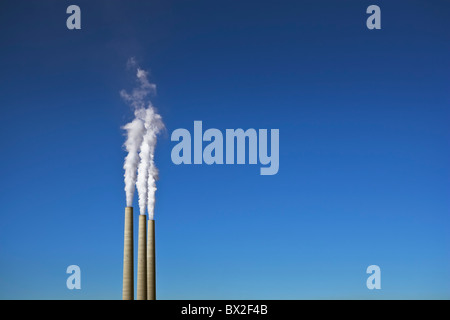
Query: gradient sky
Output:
[[0, 0, 449, 299]]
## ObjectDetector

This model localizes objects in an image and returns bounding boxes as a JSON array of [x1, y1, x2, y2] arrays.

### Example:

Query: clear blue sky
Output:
[[0, 0, 449, 299]]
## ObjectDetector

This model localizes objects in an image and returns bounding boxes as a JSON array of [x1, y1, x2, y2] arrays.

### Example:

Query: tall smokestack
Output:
[[121, 62, 163, 300], [137, 215, 147, 300], [122, 207, 134, 300], [147, 219, 156, 300]]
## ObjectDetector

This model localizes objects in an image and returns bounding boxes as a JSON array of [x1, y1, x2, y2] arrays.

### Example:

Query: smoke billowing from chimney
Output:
[[135, 107, 163, 216], [122, 59, 164, 218], [123, 118, 145, 207]]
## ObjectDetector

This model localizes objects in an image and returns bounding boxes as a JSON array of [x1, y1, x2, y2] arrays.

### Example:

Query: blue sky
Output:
[[0, 0, 449, 299]]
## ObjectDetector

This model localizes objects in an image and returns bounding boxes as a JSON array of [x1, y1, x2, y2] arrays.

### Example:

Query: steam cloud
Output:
[[122, 60, 164, 219], [123, 117, 145, 207]]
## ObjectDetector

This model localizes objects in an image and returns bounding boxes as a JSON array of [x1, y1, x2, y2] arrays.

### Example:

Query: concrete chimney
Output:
[[137, 214, 147, 300], [122, 207, 134, 300], [147, 219, 156, 300]]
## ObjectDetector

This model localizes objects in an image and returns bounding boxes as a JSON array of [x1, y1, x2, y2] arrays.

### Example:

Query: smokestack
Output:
[[121, 62, 163, 301], [122, 207, 134, 300], [137, 215, 147, 300], [147, 219, 156, 300]]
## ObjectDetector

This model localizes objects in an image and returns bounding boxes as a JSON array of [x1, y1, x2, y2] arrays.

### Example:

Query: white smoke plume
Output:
[[135, 107, 164, 216], [147, 160, 159, 220], [122, 59, 164, 219], [122, 116, 145, 207]]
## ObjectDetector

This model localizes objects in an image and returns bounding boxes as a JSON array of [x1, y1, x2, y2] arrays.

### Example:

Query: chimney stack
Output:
[[147, 219, 156, 300], [137, 215, 147, 300], [122, 207, 134, 300]]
